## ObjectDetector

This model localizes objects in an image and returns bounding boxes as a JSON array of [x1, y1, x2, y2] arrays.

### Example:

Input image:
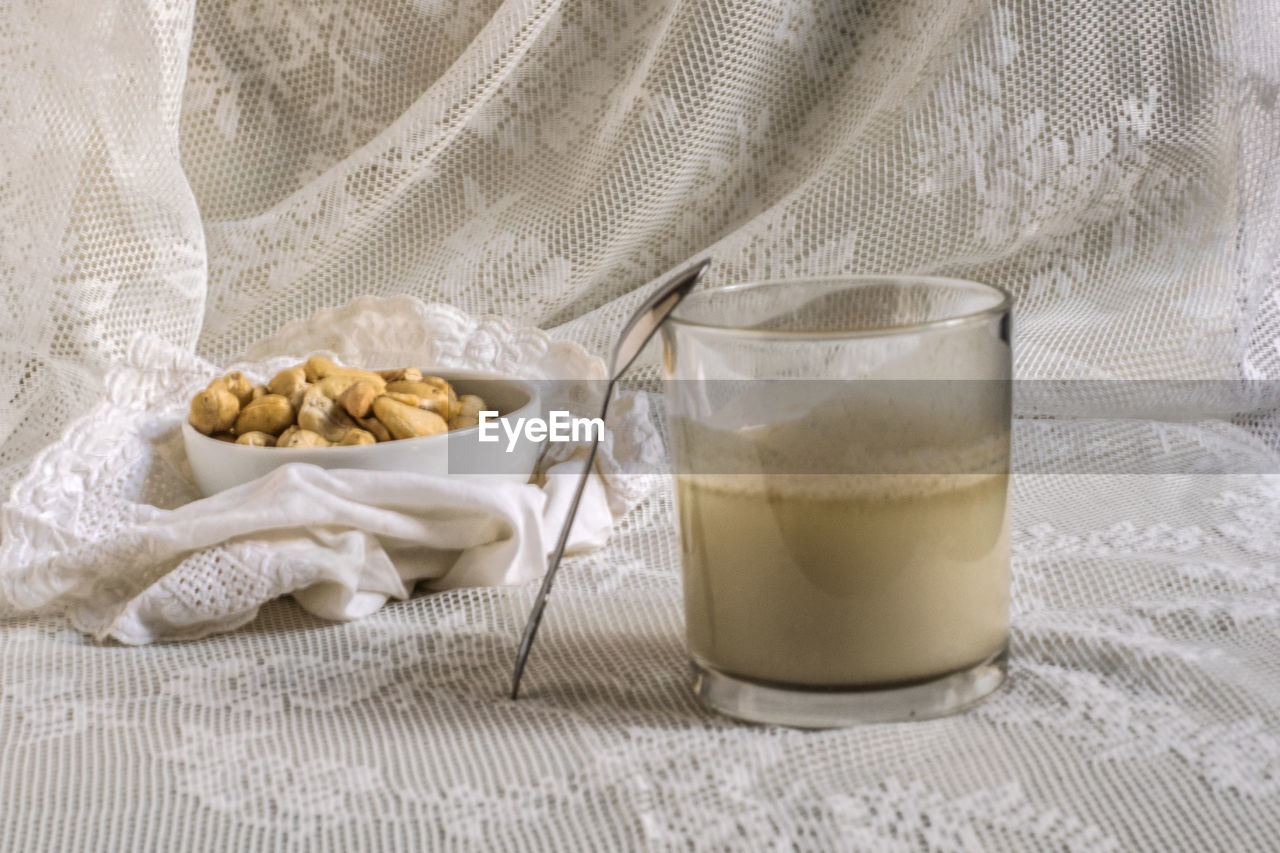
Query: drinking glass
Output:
[[661, 276, 1012, 727]]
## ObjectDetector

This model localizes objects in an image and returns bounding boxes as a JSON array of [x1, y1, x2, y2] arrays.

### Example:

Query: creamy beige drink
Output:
[[672, 387, 1010, 688], [677, 470, 1009, 687]]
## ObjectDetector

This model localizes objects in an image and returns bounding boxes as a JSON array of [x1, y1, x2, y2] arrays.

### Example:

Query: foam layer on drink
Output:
[[672, 415, 1009, 501], [677, 468, 1006, 503]]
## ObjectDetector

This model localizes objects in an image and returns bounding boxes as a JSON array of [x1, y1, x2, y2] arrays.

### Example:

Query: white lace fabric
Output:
[[2, 0, 1279, 848], [0, 301, 658, 643]]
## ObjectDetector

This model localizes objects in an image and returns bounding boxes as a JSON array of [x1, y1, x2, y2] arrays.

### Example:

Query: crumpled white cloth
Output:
[[0, 299, 660, 644]]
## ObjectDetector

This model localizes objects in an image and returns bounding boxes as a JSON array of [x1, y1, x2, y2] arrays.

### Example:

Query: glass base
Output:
[[690, 644, 1008, 728]]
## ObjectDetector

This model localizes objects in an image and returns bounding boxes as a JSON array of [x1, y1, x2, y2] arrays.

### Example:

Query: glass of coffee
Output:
[[661, 276, 1012, 727]]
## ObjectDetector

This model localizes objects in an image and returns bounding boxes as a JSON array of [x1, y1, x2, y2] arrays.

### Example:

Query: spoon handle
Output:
[[509, 380, 614, 700], [510, 258, 710, 700]]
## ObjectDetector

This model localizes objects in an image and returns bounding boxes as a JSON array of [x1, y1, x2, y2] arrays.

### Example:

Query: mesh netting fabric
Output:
[[1, 0, 1279, 848]]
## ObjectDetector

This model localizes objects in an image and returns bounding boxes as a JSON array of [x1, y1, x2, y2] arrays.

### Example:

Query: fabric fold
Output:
[[0, 314, 657, 644]]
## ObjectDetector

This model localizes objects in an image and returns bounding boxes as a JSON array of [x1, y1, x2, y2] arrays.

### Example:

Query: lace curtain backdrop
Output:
[[2, 0, 1279, 849]]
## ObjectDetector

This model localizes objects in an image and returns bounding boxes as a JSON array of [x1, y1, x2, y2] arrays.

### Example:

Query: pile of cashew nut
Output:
[[188, 356, 488, 447]]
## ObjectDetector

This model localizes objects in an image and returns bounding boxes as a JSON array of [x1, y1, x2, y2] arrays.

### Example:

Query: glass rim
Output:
[[666, 275, 1012, 339]]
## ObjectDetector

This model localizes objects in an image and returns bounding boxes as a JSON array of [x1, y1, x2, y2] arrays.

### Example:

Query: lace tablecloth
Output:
[[3, 456, 1278, 850], [3, 0, 1279, 846]]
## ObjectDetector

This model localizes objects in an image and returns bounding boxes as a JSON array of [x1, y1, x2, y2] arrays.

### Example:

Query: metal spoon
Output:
[[510, 257, 711, 700]]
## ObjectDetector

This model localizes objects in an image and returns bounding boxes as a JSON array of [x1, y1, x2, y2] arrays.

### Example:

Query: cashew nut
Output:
[[337, 380, 380, 419], [277, 428, 332, 448], [380, 391, 424, 408], [234, 394, 294, 436], [267, 366, 307, 397], [302, 356, 331, 382], [454, 395, 486, 420], [275, 425, 300, 446], [338, 428, 377, 446], [377, 366, 422, 383], [356, 415, 392, 443], [315, 373, 385, 400], [287, 383, 311, 413], [372, 395, 448, 439], [297, 385, 359, 443], [447, 394, 487, 431], [385, 380, 450, 418], [189, 385, 240, 435], [212, 371, 255, 407], [304, 356, 387, 391]]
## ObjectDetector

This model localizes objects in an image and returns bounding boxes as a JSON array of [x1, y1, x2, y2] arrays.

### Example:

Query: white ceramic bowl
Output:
[[182, 370, 543, 496]]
